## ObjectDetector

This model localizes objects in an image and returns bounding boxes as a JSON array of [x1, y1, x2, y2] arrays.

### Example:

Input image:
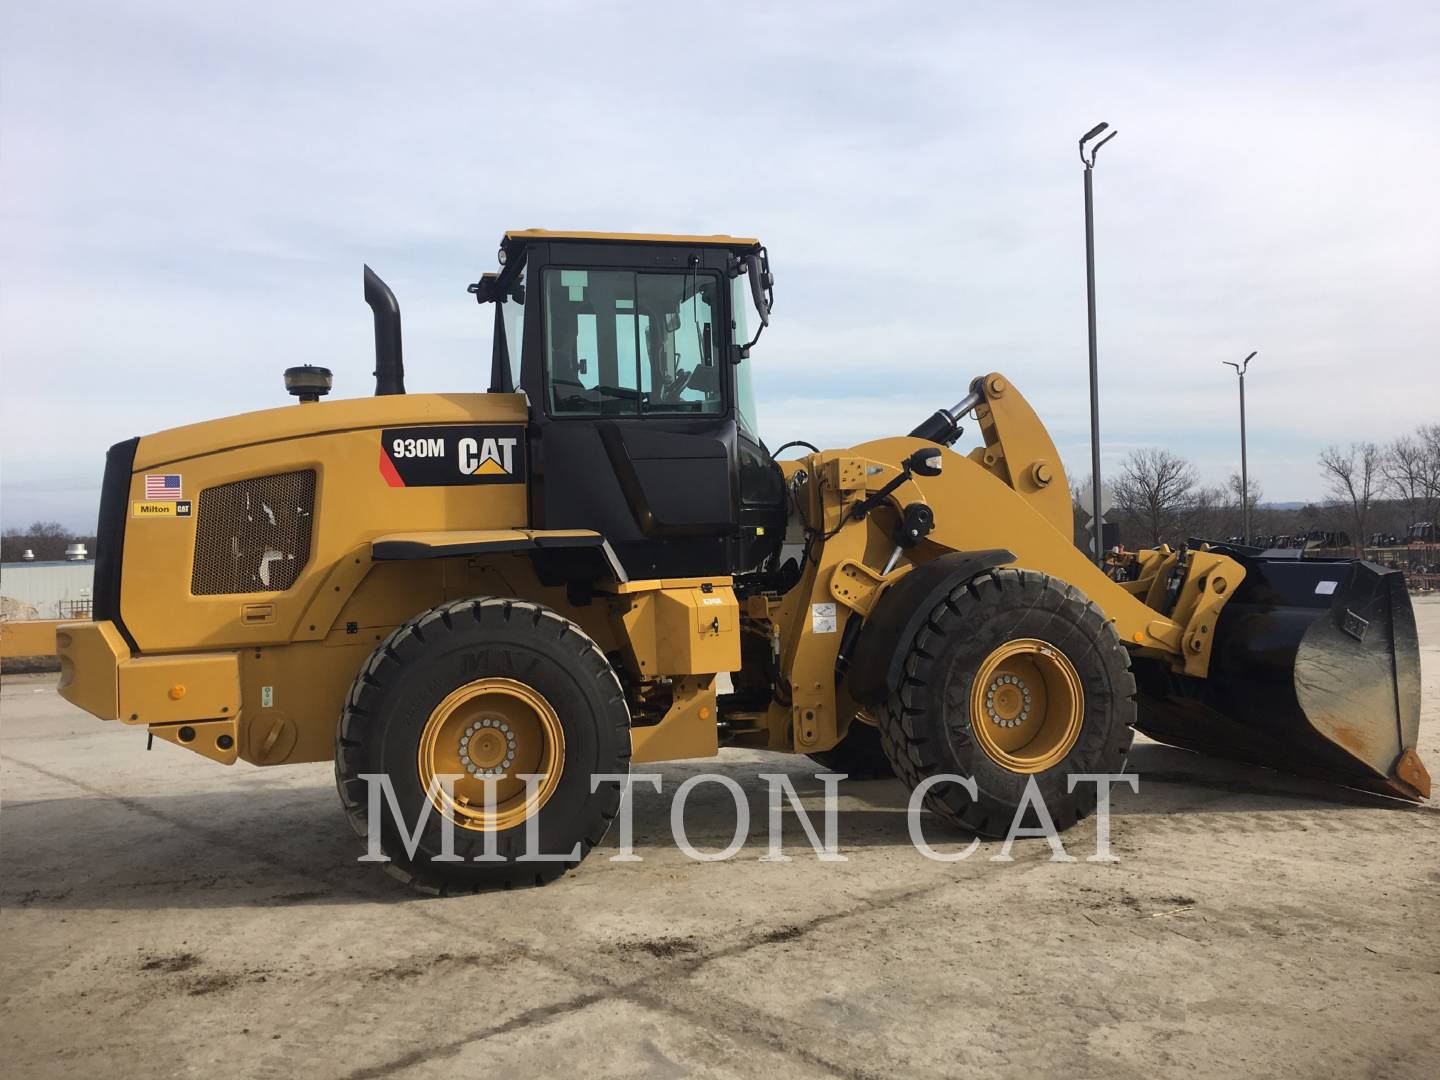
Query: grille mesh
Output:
[[191, 470, 317, 595]]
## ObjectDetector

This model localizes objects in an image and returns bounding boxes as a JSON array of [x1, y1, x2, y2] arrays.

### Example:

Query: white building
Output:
[[0, 560, 96, 619]]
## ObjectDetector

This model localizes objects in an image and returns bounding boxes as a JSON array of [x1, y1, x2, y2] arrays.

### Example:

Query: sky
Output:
[[2, 0, 1437, 531]]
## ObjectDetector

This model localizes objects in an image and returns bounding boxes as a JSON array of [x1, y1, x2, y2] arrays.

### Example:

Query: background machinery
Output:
[[56, 231, 1428, 892]]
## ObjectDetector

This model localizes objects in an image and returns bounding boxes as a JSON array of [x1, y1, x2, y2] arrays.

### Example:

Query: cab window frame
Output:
[[537, 262, 732, 423]]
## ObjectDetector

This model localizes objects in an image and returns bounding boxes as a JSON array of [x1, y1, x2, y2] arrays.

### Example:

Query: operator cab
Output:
[[470, 231, 786, 580]]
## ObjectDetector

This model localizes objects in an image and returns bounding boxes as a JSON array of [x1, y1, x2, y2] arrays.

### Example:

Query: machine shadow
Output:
[[2, 747, 1427, 912], [1117, 741, 1433, 814]]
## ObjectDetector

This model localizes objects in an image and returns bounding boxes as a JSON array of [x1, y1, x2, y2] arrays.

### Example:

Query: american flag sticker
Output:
[[144, 473, 182, 500]]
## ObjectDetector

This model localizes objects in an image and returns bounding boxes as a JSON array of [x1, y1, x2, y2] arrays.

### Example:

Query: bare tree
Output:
[[1319, 442, 1382, 554], [1381, 433, 1438, 534], [1068, 478, 1088, 550], [1423, 423, 1440, 465], [1382, 434, 1428, 529], [1183, 484, 1229, 543], [1112, 448, 1198, 547], [1226, 472, 1264, 540], [1425, 424, 1440, 531]]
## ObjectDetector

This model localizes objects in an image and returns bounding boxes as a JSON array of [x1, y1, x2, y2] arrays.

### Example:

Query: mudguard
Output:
[[847, 549, 1014, 705]]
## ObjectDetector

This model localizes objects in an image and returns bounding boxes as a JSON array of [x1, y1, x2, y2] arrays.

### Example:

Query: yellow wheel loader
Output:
[[57, 230, 1429, 892]]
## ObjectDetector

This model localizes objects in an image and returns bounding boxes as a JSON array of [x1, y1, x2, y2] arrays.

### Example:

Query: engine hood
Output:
[[133, 393, 528, 471]]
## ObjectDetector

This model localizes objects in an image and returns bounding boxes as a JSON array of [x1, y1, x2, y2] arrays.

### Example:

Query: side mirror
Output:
[[746, 251, 772, 327], [906, 447, 944, 477]]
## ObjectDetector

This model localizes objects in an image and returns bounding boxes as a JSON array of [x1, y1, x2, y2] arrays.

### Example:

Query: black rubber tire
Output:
[[876, 568, 1136, 837], [335, 597, 630, 894], [807, 718, 894, 780]]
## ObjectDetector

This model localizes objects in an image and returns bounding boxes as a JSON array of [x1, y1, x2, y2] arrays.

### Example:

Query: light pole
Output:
[[1223, 351, 1257, 545], [1080, 122, 1117, 564]]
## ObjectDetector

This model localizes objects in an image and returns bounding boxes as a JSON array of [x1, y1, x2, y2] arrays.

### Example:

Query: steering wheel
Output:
[[659, 367, 694, 403]]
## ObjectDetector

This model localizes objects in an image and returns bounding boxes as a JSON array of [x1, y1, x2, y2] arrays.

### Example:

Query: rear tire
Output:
[[336, 597, 630, 894], [876, 568, 1135, 837]]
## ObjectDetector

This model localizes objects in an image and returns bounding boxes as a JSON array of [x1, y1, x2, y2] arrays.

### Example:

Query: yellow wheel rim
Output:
[[968, 638, 1084, 774], [416, 677, 565, 832]]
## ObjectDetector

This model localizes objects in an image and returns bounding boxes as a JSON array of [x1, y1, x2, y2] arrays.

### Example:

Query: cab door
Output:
[[522, 246, 740, 579]]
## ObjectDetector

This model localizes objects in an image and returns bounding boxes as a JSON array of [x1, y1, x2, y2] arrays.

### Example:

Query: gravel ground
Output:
[[2, 596, 1437, 1079]]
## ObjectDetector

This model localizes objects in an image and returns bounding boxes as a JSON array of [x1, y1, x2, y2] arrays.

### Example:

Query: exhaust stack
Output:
[[364, 264, 405, 396]]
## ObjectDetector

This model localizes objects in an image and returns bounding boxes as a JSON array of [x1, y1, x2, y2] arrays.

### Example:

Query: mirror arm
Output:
[[736, 319, 765, 361], [729, 247, 774, 360]]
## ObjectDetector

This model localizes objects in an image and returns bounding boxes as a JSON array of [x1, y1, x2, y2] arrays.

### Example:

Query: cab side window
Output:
[[544, 268, 723, 417]]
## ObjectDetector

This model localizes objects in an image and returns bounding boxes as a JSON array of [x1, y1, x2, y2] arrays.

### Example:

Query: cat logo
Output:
[[458, 436, 518, 477], [379, 424, 525, 488]]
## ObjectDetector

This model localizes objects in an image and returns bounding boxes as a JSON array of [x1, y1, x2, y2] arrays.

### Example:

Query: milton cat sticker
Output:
[[379, 425, 525, 487]]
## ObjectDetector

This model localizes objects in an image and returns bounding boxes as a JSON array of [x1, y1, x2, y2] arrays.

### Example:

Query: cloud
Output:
[[2, 0, 1437, 529]]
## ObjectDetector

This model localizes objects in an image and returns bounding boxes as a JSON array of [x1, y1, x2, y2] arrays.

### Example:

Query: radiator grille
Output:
[[191, 470, 317, 595]]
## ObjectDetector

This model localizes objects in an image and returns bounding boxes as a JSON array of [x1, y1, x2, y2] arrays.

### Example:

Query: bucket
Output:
[[1132, 554, 1428, 801]]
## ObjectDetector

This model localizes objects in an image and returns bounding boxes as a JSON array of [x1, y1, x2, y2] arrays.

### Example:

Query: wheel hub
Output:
[[968, 638, 1084, 774], [985, 674, 1032, 728], [416, 677, 565, 832], [461, 718, 517, 774]]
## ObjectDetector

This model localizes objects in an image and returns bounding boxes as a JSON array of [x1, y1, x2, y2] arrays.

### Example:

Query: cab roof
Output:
[[502, 229, 760, 250]]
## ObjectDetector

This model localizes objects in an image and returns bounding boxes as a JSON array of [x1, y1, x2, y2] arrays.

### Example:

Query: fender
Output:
[[371, 528, 628, 584], [846, 548, 1014, 705]]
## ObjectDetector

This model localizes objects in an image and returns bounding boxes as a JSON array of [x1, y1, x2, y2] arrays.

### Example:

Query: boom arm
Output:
[[761, 372, 1246, 756]]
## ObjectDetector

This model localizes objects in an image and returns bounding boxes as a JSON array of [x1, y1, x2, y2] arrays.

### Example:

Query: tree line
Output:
[[1082, 422, 1440, 555], [1, 522, 98, 563]]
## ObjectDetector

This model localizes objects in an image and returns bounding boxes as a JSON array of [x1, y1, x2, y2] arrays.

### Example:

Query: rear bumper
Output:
[[57, 621, 241, 763], [57, 621, 128, 719]]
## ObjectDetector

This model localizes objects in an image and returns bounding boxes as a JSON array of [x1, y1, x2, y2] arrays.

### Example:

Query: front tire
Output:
[[336, 598, 630, 894], [876, 568, 1135, 837]]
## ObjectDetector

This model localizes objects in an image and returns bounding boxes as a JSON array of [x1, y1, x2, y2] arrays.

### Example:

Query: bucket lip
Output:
[[1394, 749, 1431, 800], [1290, 559, 1422, 787]]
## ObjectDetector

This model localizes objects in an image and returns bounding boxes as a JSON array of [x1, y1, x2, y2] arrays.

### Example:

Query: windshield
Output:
[[731, 274, 760, 437], [543, 268, 724, 417]]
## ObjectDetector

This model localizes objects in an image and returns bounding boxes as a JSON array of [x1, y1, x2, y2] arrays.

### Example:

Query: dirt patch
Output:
[[367, 952, 486, 981], [187, 973, 241, 996], [618, 936, 701, 958], [757, 925, 805, 944], [139, 952, 201, 974]]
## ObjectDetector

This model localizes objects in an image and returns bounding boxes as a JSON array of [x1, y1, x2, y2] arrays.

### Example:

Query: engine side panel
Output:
[[118, 394, 528, 653]]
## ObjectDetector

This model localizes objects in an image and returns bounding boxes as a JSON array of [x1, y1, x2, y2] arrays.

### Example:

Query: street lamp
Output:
[[1080, 122, 1118, 564], [1223, 350, 1257, 545]]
